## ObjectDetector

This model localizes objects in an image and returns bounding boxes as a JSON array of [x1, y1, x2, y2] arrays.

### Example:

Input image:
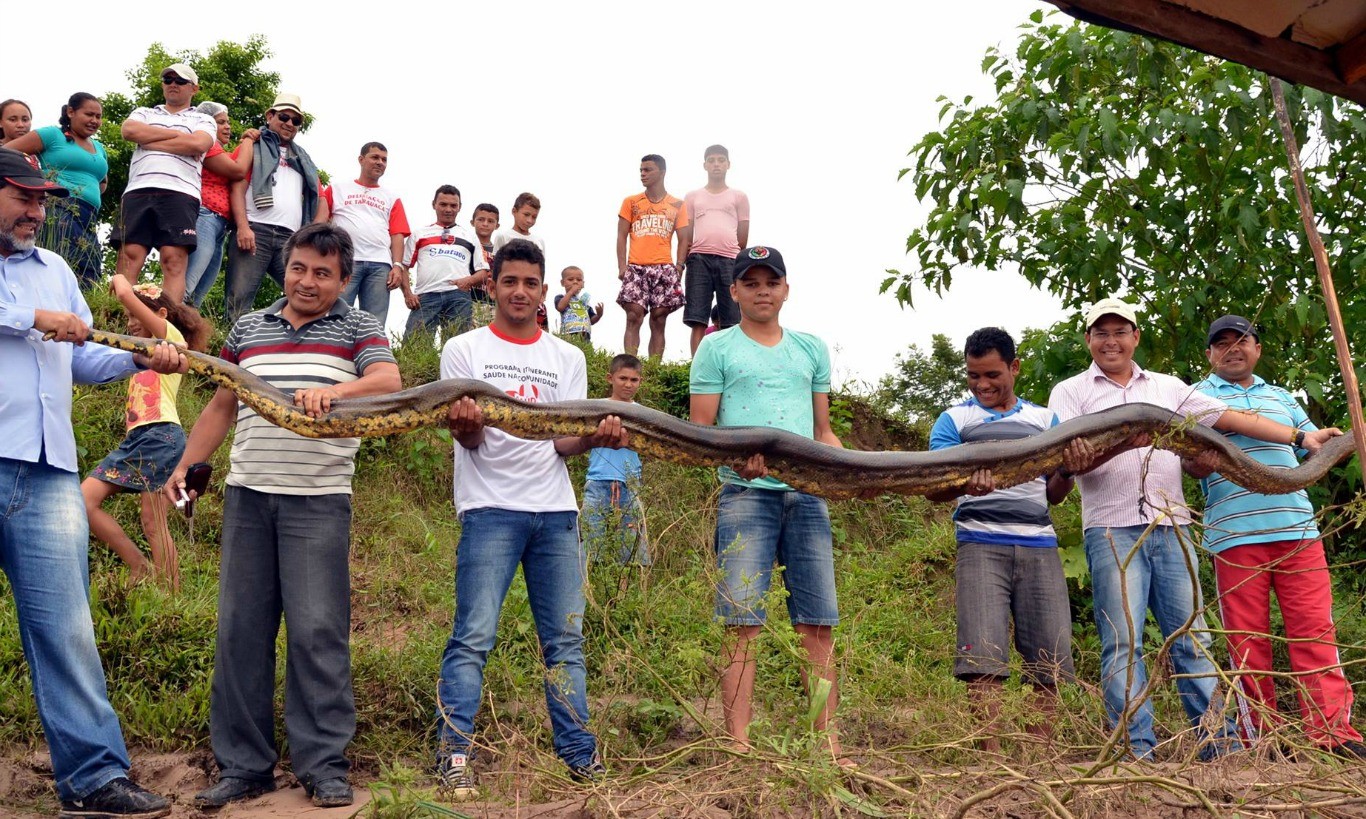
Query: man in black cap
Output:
[[1185, 315, 1366, 758], [0, 148, 183, 817]]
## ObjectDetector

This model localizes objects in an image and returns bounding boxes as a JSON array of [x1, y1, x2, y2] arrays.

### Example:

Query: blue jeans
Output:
[[1084, 525, 1235, 757], [43, 197, 103, 290], [225, 222, 292, 326], [404, 289, 472, 338], [714, 484, 839, 626], [340, 261, 393, 326], [436, 508, 596, 768], [581, 479, 649, 565], [184, 207, 229, 308], [0, 458, 130, 799]]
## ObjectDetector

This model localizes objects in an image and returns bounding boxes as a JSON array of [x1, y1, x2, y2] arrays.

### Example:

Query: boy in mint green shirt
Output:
[[689, 246, 849, 764]]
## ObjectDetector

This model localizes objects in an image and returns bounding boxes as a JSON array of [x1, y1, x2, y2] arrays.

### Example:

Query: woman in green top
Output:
[[6, 93, 109, 289]]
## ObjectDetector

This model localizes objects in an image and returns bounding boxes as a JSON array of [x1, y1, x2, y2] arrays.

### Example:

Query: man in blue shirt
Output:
[[0, 147, 185, 817], [1185, 315, 1365, 759], [927, 327, 1074, 752]]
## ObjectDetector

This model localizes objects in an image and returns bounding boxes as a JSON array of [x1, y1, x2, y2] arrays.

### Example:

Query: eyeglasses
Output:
[[272, 112, 303, 126], [1089, 329, 1134, 341], [161, 76, 191, 86]]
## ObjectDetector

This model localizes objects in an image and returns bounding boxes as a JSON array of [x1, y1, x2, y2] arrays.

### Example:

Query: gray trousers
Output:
[[210, 486, 354, 786], [225, 222, 293, 326]]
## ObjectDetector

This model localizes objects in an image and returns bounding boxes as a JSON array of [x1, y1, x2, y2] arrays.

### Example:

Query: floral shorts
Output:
[[617, 263, 684, 312], [89, 422, 186, 492]]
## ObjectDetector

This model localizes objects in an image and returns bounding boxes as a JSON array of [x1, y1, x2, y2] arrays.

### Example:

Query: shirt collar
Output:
[[1204, 372, 1265, 391], [1, 246, 46, 265], [1087, 359, 1146, 385], [262, 297, 350, 320], [967, 395, 1024, 419]]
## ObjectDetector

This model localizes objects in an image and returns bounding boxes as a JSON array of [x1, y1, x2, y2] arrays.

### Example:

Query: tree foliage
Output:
[[872, 333, 966, 425], [889, 11, 1366, 437], [97, 36, 282, 222]]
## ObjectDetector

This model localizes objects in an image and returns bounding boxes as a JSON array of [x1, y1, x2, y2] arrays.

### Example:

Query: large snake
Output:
[[88, 330, 1354, 500]]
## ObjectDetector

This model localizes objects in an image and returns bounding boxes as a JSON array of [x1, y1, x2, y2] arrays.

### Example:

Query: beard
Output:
[[0, 222, 38, 254]]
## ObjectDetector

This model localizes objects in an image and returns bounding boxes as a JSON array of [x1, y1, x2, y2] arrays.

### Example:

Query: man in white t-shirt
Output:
[[398, 184, 489, 338], [225, 93, 327, 325], [114, 63, 216, 304], [328, 142, 409, 325], [433, 238, 627, 799]]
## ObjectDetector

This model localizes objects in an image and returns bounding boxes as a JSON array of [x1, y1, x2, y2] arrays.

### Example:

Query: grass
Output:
[[1, 296, 1365, 816]]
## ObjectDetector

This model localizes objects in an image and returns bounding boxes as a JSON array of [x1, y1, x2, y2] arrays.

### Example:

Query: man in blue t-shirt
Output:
[[689, 245, 850, 765], [1184, 315, 1365, 759], [927, 327, 1074, 752], [582, 354, 648, 564]]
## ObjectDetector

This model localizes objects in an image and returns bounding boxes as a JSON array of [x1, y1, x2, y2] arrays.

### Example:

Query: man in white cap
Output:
[[1047, 297, 1341, 761], [115, 63, 217, 304], [225, 93, 327, 324]]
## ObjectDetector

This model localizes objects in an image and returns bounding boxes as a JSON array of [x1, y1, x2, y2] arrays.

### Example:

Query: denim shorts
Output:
[[714, 483, 839, 626], [88, 422, 186, 492], [682, 253, 740, 328]]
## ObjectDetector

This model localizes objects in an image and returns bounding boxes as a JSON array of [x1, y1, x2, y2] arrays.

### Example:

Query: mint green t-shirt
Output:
[[36, 126, 108, 209], [690, 325, 831, 491]]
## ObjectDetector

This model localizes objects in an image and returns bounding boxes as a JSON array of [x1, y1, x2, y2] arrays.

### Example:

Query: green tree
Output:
[[872, 333, 966, 425], [888, 10, 1366, 437], [98, 36, 283, 223]]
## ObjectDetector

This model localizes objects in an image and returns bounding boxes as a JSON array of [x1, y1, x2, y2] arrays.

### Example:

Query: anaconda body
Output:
[[91, 330, 1354, 500]]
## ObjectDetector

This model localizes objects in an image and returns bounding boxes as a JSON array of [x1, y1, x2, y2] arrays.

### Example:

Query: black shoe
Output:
[[59, 777, 170, 818], [568, 755, 606, 784], [193, 776, 275, 809], [1329, 739, 1366, 760], [306, 777, 354, 808], [435, 752, 478, 801]]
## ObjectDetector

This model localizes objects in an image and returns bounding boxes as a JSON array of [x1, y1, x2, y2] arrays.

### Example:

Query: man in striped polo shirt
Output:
[[1184, 315, 1365, 759], [115, 63, 216, 304], [928, 327, 1074, 751], [1047, 297, 1341, 761], [166, 223, 401, 809]]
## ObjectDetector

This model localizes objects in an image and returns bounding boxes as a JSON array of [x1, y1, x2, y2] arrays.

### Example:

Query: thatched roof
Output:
[[1044, 0, 1366, 106]]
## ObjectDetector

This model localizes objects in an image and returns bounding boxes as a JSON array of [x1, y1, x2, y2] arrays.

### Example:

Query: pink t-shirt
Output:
[[683, 187, 749, 257], [324, 179, 411, 264], [1048, 362, 1225, 529]]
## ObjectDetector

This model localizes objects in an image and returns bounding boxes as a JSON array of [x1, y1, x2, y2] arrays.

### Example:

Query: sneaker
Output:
[[59, 777, 171, 818], [193, 776, 275, 809], [305, 776, 353, 808], [436, 752, 478, 801], [1329, 739, 1366, 760], [568, 755, 606, 784]]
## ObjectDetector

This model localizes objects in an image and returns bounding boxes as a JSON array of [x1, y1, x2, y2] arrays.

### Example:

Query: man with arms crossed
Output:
[[169, 223, 400, 809], [1048, 297, 1340, 761], [1185, 315, 1365, 759]]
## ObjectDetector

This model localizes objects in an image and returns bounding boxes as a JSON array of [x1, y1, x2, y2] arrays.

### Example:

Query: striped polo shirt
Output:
[[1194, 374, 1318, 553], [929, 397, 1060, 547], [222, 298, 395, 496]]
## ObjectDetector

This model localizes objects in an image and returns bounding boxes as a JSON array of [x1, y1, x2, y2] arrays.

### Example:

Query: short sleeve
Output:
[[206, 142, 224, 160], [1048, 381, 1078, 423], [194, 113, 217, 137], [440, 336, 472, 380], [402, 233, 417, 267], [928, 412, 961, 450], [690, 335, 724, 394], [1171, 380, 1225, 427], [618, 197, 633, 223], [350, 312, 397, 372], [322, 185, 334, 211], [389, 199, 410, 236], [809, 336, 831, 394], [735, 191, 751, 222], [37, 126, 64, 152], [674, 200, 690, 230]]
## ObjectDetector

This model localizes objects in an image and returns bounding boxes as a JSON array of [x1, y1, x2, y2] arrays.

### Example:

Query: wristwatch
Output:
[[1293, 429, 1307, 449]]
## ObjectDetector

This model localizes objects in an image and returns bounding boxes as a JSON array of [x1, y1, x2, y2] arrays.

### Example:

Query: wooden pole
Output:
[[1267, 77, 1366, 465]]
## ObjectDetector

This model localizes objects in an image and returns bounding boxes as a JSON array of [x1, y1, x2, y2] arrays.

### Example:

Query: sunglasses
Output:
[[272, 112, 303, 126], [161, 76, 191, 86]]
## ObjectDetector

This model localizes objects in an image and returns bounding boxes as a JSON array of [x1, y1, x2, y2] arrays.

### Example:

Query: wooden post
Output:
[[1267, 77, 1366, 465]]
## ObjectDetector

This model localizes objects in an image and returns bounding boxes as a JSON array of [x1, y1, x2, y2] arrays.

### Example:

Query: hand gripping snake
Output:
[[88, 330, 1354, 500]]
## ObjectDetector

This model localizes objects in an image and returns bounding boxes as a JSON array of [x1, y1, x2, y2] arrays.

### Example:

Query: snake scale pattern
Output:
[[89, 330, 1354, 500]]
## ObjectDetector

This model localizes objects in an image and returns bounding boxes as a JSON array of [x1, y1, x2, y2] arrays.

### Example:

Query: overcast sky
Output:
[[10, 0, 1068, 387]]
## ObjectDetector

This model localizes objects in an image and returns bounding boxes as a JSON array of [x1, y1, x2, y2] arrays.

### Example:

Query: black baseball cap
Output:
[[732, 245, 786, 279], [0, 148, 69, 197], [1207, 315, 1259, 347]]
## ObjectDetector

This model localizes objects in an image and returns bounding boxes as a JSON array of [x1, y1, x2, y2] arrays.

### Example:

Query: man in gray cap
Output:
[[115, 63, 217, 304], [225, 93, 327, 324], [0, 147, 185, 818], [1047, 297, 1341, 761], [1185, 315, 1366, 759]]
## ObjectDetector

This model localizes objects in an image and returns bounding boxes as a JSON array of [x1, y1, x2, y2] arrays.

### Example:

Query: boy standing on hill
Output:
[[582, 354, 649, 565], [926, 327, 1074, 750], [618, 154, 689, 358], [470, 203, 500, 327], [435, 238, 628, 798], [492, 194, 548, 330], [689, 246, 847, 762], [554, 265, 603, 343], [683, 145, 748, 356]]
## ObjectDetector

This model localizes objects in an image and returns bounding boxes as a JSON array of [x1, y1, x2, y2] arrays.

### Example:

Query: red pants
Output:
[[1213, 538, 1362, 746]]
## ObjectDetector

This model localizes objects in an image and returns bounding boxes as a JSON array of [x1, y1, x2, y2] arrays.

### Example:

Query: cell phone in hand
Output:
[[179, 462, 213, 518]]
